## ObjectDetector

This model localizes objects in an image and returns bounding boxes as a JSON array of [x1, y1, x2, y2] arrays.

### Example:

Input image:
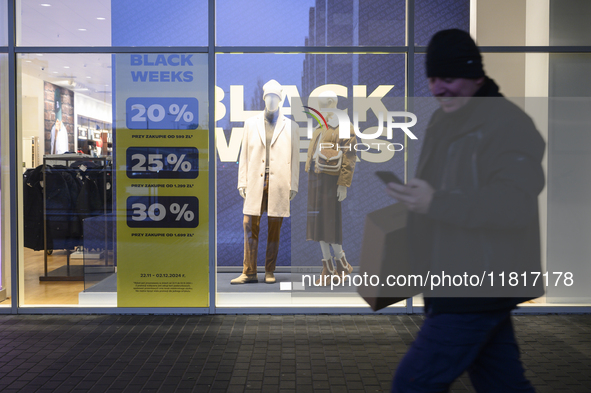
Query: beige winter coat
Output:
[[304, 123, 357, 187], [238, 112, 300, 217]]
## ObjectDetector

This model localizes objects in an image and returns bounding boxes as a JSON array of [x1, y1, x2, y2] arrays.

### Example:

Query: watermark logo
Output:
[[303, 106, 417, 153], [302, 106, 328, 129], [302, 106, 418, 140]]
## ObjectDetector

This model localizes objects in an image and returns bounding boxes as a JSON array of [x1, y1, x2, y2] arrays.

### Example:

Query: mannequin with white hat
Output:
[[304, 90, 358, 286], [232, 79, 300, 284]]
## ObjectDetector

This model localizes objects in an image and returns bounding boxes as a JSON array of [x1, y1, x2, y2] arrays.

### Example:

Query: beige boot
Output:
[[230, 273, 258, 284], [264, 272, 276, 284], [315, 257, 336, 286], [335, 252, 353, 277]]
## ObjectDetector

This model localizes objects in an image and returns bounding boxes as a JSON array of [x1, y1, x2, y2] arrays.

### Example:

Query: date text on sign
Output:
[[126, 97, 199, 129], [127, 147, 198, 179], [127, 196, 199, 228]]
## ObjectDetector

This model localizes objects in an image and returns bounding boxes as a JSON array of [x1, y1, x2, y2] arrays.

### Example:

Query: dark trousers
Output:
[[242, 174, 283, 275], [392, 310, 535, 393]]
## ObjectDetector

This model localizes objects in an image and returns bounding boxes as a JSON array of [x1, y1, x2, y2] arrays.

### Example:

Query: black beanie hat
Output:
[[426, 29, 485, 78]]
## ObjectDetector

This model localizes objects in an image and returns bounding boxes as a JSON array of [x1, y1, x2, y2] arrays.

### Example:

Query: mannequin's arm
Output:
[[289, 190, 297, 201], [238, 125, 248, 192]]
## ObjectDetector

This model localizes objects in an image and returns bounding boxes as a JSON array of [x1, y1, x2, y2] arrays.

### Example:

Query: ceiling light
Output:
[[78, 28, 87, 31], [53, 71, 58, 74], [40, 4, 51, 6], [25, 60, 32, 63], [97, 17, 106, 20], [63, 66, 70, 68], [53, 80, 75, 86], [86, 76, 91, 79]]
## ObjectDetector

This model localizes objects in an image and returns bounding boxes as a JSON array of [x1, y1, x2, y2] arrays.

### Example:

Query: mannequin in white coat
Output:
[[239, 93, 297, 201], [232, 79, 299, 284]]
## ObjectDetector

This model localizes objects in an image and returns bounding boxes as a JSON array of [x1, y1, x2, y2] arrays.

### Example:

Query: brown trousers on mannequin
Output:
[[243, 174, 284, 275]]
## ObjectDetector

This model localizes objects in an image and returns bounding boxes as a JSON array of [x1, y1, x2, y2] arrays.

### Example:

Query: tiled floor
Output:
[[0, 314, 589, 392]]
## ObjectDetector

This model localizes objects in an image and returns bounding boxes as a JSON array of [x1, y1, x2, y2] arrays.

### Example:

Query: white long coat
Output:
[[238, 112, 300, 217]]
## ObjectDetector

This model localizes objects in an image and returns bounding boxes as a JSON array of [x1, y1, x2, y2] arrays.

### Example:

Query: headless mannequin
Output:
[[232, 83, 298, 285], [317, 95, 347, 261], [239, 94, 297, 201]]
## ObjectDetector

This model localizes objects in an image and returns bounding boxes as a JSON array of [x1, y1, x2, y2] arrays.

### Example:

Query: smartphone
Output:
[[375, 171, 404, 185]]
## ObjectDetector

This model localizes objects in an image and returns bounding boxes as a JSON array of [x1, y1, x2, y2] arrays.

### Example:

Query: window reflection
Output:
[[217, 0, 405, 47], [17, 0, 207, 47]]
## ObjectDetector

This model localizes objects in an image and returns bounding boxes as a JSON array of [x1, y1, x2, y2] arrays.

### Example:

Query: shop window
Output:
[[416, 0, 591, 48], [550, 0, 591, 46], [0, 53, 9, 306], [546, 54, 591, 304], [411, 50, 591, 307], [18, 52, 209, 308], [216, 0, 405, 47], [18, 54, 113, 306], [17, 0, 207, 47], [474, 0, 591, 47], [215, 53, 408, 308], [0, 0, 7, 46], [414, 0, 470, 46]]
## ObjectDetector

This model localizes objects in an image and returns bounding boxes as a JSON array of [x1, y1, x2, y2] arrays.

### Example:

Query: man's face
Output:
[[428, 77, 484, 113]]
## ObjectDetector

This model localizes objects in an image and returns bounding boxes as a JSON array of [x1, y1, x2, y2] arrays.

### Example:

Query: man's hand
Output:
[[239, 187, 246, 199], [386, 178, 434, 214], [337, 185, 347, 202], [289, 190, 297, 201]]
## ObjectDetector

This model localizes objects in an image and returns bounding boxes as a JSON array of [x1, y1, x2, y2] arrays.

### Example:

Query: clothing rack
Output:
[[39, 155, 110, 281]]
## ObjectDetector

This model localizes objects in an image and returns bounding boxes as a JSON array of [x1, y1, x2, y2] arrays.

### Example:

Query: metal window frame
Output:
[[2, 0, 591, 315]]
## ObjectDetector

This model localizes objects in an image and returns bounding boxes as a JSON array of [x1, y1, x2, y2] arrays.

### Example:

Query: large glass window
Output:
[[1, 53, 9, 306], [474, 0, 591, 47], [216, 0, 406, 47], [17, 0, 208, 47], [413, 49, 591, 307], [5, 0, 591, 311], [215, 53, 407, 308], [18, 52, 209, 308], [549, 0, 591, 46], [414, 0, 470, 46], [0, 0, 7, 46], [18, 54, 112, 306], [546, 54, 591, 304], [417, 0, 591, 48]]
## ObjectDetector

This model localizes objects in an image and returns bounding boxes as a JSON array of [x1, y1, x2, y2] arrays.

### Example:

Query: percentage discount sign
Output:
[[170, 203, 195, 221], [168, 104, 194, 122], [126, 147, 199, 179], [166, 154, 191, 172], [126, 97, 199, 130], [127, 196, 199, 228]]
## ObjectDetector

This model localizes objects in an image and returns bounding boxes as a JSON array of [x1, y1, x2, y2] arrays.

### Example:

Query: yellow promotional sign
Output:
[[115, 54, 209, 307]]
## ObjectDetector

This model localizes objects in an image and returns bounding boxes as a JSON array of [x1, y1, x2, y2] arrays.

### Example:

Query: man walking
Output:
[[387, 29, 545, 392]]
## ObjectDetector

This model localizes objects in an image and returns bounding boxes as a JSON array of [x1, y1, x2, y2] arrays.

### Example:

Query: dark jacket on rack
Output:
[[24, 165, 83, 251], [44, 165, 82, 250], [23, 166, 45, 251], [24, 161, 113, 252], [409, 78, 546, 314]]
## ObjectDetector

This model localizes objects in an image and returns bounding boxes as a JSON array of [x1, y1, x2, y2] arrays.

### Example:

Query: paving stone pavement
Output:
[[0, 314, 589, 393]]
